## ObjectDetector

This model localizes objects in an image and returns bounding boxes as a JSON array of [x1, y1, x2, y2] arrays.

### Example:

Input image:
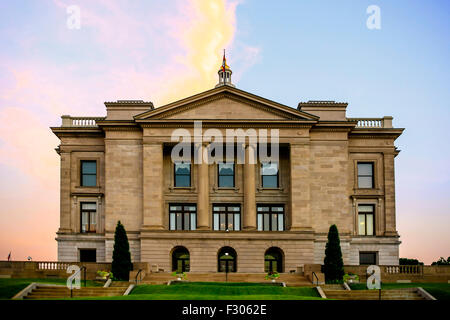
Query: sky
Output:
[[0, 0, 448, 264]]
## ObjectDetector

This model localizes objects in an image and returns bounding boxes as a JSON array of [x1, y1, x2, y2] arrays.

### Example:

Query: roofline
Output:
[[134, 85, 320, 121]]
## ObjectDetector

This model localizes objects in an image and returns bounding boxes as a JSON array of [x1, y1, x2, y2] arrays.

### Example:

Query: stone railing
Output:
[[348, 116, 393, 128], [61, 115, 105, 127], [384, 265, 423, 275], [37, 261, 72, 270]]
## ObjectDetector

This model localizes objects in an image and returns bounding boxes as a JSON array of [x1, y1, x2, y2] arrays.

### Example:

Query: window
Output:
[[358, 204, 375, 236], [218, 246, 237, 272], [357, 162, 374, 188], [80, 202, 97, 233], [172, 246, 190, 272], [79, 249, 96, 262], [169, 204, 196, 230], [81, 160, 97, 186], [359, 252, 377, 265], [213, 205, 241, 231], [265, 247, 283, 273], [218, 162, 235, 188], [174, 162, 191, 187], [257, 205, 284, 231], [261, 162, 279, 188]]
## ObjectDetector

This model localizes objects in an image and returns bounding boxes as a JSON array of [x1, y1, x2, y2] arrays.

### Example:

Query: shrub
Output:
[[265, 272, 280, 280], [343, 273, 359, 283], [431, 257, 450, 266], [172, 271, 187, 280], [111, 221, 132, 281], [323, 224, 344, 283], [399, 258, 423, 265]]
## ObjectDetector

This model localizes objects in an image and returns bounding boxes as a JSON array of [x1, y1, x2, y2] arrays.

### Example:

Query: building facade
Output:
[[51, 60, 404, 273]]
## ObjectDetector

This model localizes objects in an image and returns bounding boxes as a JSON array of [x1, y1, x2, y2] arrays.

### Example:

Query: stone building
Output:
[[51, 57, 404, 273]]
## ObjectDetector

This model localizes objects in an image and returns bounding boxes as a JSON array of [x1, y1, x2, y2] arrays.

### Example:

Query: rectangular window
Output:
[[357, 162, 374, 188], [79, 249, 96, 262], [81, 160, 97, 186], [359, 252, 377, 265], [174, 162, 191, 187], [213, 205, 241, 231], [218, 162, 235, 188], [80, 202, 97, 233], [169, 204, 196, 230], [358, 204, 375, 236], [257, 205, 284, 231], [261, 162, 279, 188]]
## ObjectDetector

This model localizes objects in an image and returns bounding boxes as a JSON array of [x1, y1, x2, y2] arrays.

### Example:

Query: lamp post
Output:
[[225, 252, 229, 282]]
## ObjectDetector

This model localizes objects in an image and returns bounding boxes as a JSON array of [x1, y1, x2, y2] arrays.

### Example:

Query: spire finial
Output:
[[216, 49, 235, 88]]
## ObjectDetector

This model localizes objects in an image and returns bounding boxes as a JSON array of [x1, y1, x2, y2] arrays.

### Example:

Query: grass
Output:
[[125, 282, 322, 300], [349, 282, 450, 300], [1, 280, 322, 300], [0, 278, 103, 300]]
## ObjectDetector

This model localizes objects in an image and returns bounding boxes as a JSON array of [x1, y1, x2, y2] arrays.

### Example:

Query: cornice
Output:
[[139, 120, 315, 129]]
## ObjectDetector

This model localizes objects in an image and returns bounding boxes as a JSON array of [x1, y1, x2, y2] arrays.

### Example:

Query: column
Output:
[[383, 152, 397, 236], [58, 151, 71, 233], [243, 144, 256, 230], [197, 143, 210, 229], [290, 143, 312, 231], [142, 143, 164, 229]]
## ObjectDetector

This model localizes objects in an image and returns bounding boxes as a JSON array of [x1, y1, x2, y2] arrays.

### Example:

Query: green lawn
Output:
[[123, 282, 322, 300], [0, 278, 102, 300], [349, 282, 450, 300], [68, 282, 322, 300]]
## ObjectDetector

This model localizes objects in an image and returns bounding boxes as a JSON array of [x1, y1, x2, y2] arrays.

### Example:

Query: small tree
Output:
[[111, 221, 132, 281], [431, 257, 450, 266], [323, 224, 344, 283], [399, 258, 423, 265]]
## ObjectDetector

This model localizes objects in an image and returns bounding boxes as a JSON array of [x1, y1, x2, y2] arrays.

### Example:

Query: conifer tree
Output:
[[323, 224, 344, 283], [111, 221, 132, 281]]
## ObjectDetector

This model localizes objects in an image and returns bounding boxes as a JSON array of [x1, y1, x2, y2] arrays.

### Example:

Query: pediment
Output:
[[135, 86, 318, 122]]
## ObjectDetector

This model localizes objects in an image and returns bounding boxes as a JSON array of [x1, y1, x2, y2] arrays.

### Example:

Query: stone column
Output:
[[196, 143, 210, 229], [290, 143, 312, 231], [142, 143, 164, 229], [383, 152, 397, 236], [243, 144, 256, 230], [58, 151, 71, 233]]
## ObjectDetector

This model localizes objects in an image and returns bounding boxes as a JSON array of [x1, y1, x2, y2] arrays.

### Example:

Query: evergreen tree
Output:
[[323, 224, 344, 283], [111, 221, 132, 281]]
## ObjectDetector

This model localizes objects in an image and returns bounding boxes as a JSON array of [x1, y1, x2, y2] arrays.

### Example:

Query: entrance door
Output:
[[218, 247, 237, 272], [264, 247, 283, 273], [172, 247, 190, 272]]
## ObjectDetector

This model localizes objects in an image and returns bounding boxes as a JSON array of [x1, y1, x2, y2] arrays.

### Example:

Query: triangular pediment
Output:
[[134, 86, 318, 122]]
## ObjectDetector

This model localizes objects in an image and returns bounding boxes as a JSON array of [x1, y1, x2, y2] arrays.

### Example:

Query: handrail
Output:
[[312, 271, 319, 286], [70, 266, 87, 298], [135, 269, 144, 285]]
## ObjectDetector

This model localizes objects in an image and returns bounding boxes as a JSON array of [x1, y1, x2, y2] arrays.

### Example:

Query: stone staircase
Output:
[[323, 288, 427, 300], [142, 273, 312, 287], [23, 285, 127, 299]]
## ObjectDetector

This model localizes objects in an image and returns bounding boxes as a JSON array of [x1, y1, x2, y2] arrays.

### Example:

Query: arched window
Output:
[[218, 246, 237, 273], [264, 247, 283, 273], [172, 246, 190, 272]]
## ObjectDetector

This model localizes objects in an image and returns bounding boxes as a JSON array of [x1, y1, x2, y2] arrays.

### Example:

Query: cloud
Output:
[[0, 0, 242, 260]]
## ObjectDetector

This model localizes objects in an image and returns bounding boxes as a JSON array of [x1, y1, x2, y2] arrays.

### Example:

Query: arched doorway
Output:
[[264, 247, 283, 273], [218, 246, 237, 273], [172, 246, 190, 273]]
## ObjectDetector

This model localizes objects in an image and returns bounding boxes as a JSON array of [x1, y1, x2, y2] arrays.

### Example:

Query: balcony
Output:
[[348, 116, 393, 128], [61, 115, 105, 127]]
